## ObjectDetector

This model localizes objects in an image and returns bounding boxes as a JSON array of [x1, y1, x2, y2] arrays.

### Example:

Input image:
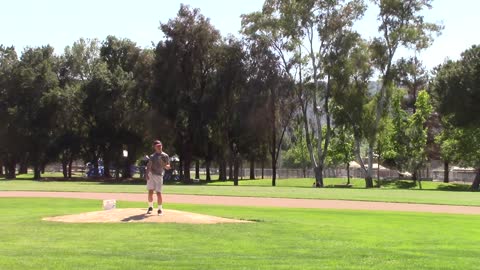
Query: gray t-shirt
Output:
[[149, 152, 169, 175]]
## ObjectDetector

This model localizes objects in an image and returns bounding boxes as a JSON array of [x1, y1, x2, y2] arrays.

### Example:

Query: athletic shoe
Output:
[[147, 207, 153, 214], [157, 209, 163, 216]]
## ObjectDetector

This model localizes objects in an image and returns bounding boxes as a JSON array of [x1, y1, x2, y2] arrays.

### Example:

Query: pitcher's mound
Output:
[[43, 208, 251, 224]]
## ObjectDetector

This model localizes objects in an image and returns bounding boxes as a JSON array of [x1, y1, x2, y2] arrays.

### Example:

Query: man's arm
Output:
[[164, 155, 171, 170], [146, 160, 151, 180]]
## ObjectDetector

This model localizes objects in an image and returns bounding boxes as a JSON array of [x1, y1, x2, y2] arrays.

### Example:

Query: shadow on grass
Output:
[[437, 183, 471, 191], [376, 179, 418, 189]]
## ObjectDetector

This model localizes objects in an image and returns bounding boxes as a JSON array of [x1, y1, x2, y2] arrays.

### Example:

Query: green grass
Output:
[[1, 178, 479, 206], [0, 198, 479, 269]]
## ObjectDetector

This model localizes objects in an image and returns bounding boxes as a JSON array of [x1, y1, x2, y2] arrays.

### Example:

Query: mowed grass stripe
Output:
[[1, 179, 479, 206]]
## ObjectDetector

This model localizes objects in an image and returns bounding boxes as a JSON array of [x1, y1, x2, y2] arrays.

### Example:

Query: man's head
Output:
[[153, 140, 163, 153]]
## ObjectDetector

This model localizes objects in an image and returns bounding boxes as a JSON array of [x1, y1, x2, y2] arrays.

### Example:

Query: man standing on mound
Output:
[[146, 140, 170, 215]]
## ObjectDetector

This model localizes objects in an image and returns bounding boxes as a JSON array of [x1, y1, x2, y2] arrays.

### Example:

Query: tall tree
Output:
[[15, 46, 60, 179], [53, 38, 101, 178], [0, 45, 20, 179], [326, 124, 355, 184], [152, 4, 221, 182], [245, 40, 295, 186], [367, 0, 442, 187], [329, 35, 376, 187], [100, 36, 146, 178], [434, 119, 460, 183], [242, 0, 366, 187], [395, 56, 428, 113], [432, 45, 480, 190], [283, 117, 313, 178], [406, 90, 433, 186]]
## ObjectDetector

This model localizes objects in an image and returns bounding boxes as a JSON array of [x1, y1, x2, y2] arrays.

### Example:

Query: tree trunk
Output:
[[470, 167, 480, 191], [179, 157, 184, 181], [365, 144, 374, 188], [103, 163, 112, 178], [33, 164, 41, 180], [195, 160, 200, 179], [443, 161, 449, 183], [261, 159, 265, 179], [114, 166, 120, 180], [219, 159, 226, 181], [19, 160, 28, 174], [249, 158, 255, 180], [228, 160, 233, 180], [233, 156, 239, 186], [62, 159, 68, 178], [0, 160, 3, 176], [122, 161, 131, 179], [218, 160, 223, 181], [5, 159, 16, 179], [303, 167, 306, 178], [183, 158, 191, 183], [271, 157, 277, 187], [68, 158, 73, 178], [93, 158, 100, 177], [315, 167, 324, 187], [377, 155, 380, 187], [347, 163, 351, 185], [205, 160, 211, 182], [418, 176, 423, 189], [182, 148, 192, 183]]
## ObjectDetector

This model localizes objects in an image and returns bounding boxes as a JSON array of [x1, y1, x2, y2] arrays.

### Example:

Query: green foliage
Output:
[[432, 44, 480, 189], [435, 118, 461, 165], [283, 120, 312, 169], [389, 89, 433, 175], [390, 88, 409, 170], [326, 125, 355, 167], [406, 90, 433, 170], [433, 45, 480, 128]]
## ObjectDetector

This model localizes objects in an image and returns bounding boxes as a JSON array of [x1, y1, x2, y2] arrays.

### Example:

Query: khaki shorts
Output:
[[146, 173, 164, 193]]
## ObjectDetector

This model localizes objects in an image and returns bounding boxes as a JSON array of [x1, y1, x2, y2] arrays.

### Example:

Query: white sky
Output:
[[1, 0, 478, 70]]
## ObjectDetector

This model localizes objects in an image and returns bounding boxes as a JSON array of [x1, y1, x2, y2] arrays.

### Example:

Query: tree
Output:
[[432, 45, 480, 190], [375, 115, 396, 183], [15, 46, 61, 179], [366, 0, 442, 187], [152, 4, 221, 182], [406, 90, 433, 186], [283, 118, 313, 178], [242, 0, 367, 187], [434, 118, 460, 183], [327, 125, 355, 184], [395, 56, 428, 113], [329, 35, 376, 187], [52, 38, 102, 178], [100, 36, 146, 179], [0, 45, 20, 179], [245, 40, 295, 186]]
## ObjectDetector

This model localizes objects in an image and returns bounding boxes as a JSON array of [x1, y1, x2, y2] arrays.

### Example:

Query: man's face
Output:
[[154, 144, 162, 152]]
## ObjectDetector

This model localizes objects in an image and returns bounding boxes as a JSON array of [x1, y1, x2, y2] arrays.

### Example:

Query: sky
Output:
[[1, 0, 479, 71]]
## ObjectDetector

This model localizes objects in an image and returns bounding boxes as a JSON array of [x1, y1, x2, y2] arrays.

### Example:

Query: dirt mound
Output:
[[43, 208, 251, 224]]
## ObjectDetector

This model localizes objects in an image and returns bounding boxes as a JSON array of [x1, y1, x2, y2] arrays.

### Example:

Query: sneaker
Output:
[[147, 207, 153, 214], [157, 209, 163, 216]]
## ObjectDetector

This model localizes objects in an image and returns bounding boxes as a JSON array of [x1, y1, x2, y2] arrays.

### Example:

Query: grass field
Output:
[[0, 198, 479, 269], [1, 177, 479, 206]]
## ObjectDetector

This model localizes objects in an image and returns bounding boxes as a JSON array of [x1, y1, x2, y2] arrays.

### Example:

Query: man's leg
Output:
[[147, 190, 154, 214], [156, 192, 163, 215]]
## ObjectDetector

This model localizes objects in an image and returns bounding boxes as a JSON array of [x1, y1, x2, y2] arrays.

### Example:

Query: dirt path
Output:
[[2, 191, 480, 215]]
